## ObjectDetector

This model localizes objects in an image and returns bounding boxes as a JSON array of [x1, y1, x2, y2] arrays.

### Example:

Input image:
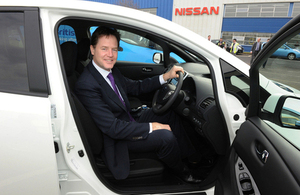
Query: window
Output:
[[220, 59, 250, 107], [222, 32, 275, 45], [292, 3, 300, 17], [260, 32, 300, 148], [260, 35, 300, 93], [0, 12, 29, 92], [224, 3, 289, 18]]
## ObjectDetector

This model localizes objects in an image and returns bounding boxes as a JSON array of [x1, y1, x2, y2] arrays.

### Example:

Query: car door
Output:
[[0, 8, 59, 194], [215, 15, 300, 195], [115, 30, 167, 80]]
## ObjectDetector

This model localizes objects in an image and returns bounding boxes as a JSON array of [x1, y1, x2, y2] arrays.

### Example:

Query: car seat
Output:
[[76, 38, 91, 74], [60, 41, 164, 179]]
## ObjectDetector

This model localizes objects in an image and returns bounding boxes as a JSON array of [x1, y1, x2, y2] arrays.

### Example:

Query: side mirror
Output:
[[153, 52, 163, 64], [281, 97, 300, 128], [262, 95, 300, 129]]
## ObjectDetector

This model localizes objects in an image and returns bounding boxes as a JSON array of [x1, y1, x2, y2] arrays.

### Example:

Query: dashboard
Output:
[[172, 62, 229, 155]]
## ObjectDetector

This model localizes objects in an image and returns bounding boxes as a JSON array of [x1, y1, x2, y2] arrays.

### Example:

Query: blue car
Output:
[[118, 38, 185, 63], [270, 43, 300, 60]]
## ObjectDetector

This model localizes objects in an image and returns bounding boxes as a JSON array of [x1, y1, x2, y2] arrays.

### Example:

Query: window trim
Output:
[[0, 7, 50, 97]]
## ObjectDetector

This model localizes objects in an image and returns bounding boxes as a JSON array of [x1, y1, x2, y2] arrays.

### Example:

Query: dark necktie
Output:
[[107, 73, 134, 121]]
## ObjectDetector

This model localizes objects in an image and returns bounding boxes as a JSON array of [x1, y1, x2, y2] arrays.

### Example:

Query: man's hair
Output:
[[91, 26, 121, 48], [233, 38, 237, 41]]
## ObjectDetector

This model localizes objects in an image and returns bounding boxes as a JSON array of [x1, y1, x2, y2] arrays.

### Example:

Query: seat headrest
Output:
[[61, 41, 78, 76]]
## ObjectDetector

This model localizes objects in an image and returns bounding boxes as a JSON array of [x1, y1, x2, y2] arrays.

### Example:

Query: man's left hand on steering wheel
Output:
[[152, 66, 184, 114], [162, 65, 184, 81]]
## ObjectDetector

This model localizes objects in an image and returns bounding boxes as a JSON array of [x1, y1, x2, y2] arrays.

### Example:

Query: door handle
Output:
[[261, 150, 269, 163], [256, 147, 269, 164], [142, 67, 153, 72]]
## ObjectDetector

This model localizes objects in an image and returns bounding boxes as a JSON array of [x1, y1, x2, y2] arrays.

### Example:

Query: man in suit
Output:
[[250, 38, 262, 64], [75, 26, 201, 183]]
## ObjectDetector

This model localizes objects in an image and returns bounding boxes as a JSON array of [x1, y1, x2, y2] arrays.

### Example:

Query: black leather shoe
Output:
[[177, 166, 202, 184]]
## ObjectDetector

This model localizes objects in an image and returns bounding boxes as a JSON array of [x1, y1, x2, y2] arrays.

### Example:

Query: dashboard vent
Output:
[[200, 98, 214, 109]]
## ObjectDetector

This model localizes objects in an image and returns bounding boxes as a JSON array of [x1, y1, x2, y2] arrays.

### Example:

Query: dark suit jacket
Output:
[[74, 62, 161, 179], [251, 42, 262, 53]]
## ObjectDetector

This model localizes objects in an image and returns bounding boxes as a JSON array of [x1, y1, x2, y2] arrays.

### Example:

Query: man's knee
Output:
[[152, 130, 178, 150], [155, 129, 176, 140], [153, 130, 180, 159]]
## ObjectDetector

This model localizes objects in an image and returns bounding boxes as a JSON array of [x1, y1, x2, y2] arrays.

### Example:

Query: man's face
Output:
[[90, 35, 118, 71], [220, 38, 223, 42], [257, 38, 261, 42]]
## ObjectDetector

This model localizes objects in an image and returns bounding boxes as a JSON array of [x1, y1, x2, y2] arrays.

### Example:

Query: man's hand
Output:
[[152, 122, 171, 131], [163, 65, 184, 81]]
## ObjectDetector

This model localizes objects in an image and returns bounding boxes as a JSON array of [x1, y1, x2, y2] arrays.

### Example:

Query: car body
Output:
[[269, 43, 300, 60], [1, 0, 300, 195], [212, 39, 244, 54]]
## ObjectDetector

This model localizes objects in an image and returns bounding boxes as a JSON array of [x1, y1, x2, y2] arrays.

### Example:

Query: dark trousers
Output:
[[126, 109, 195, 171], [250, 50, 259, 64]]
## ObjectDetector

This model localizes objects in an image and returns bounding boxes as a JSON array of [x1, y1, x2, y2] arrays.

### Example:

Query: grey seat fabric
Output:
[[76, 38, 91, 74]]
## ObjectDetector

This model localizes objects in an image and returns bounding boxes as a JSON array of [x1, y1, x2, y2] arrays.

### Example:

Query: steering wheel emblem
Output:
[[163, 91, 174, 100]]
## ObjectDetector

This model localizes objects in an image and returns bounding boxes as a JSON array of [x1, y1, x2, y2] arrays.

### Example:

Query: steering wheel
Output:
[[152, 71, 183, 114]]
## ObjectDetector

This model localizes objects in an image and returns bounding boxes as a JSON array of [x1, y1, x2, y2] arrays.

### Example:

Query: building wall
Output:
[[87, 0, 300, 51], [172, 0, 299, 46], [87, 0, 174, 21], [172, 0, 224, 41], [222, 18, 291, 33]]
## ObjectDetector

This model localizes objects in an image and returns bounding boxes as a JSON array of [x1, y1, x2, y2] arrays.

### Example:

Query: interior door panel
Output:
[[115, 61, 165, 80], [115, 61, 166, 106], [215, 116, 300, 195]]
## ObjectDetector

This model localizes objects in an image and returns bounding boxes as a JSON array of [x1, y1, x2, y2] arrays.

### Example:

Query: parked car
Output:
[[270, 43, 300, 60], [212, 39, 244, 54], [1, 1, 300, 195]]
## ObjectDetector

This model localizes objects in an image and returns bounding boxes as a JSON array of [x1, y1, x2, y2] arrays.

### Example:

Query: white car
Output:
[[1, 0, 300, 195]]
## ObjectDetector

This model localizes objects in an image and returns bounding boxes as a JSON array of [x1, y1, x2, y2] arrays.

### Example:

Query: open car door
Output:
[[215, 15, 300, 195]]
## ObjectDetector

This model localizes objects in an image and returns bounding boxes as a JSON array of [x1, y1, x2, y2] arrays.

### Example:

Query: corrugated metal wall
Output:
[[86, 0, 174, 20], [222, 18, 292, 33]]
